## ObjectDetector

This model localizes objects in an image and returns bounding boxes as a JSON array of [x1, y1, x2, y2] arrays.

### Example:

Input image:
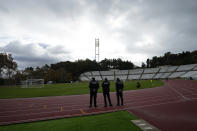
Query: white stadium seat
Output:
[[159, 66, 169, 73], [129, 69, 144, 74], [94, 76, 103, 81], [91, 71, 100, 76], [191, 74, 197, 80], [166, 66, 179, 72], [115, 75, 127, 80], [159, 66, 178, 73], [144, 68, 160, 73], [100, 70, 114, 76], [193, 65, 197, 70], [154, 73, 164, 79], [141, 74, 154, 79], [103, 75, 114, 81], [115, 70, 129, 75], [177, 64, 197, 71], [159, 73, 171, 78], [168, 72, 186, 78], [84, 72, 92, 76], [80, 77, 89, 81], [180, 71, 197, 78], [128, 75, 141, 80]]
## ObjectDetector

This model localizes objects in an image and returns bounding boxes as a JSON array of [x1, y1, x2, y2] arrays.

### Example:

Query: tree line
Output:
[[143, 50, 197, 68], [0, 50, 196, 85], [0, 54, 134, 85]]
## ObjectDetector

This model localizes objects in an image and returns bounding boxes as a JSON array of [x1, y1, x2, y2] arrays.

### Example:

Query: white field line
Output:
[[167, 86, 190, 101], [176, 86, 197, 95]]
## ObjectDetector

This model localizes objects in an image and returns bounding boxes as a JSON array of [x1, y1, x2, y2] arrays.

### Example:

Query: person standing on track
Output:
[[102, 78, 113, 107], [89, 77, 99, 107], [116, 78, 124, 106]]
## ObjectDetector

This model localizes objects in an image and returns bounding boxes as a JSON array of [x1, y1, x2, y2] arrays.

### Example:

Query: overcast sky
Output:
[[0, 0, 197, 69]]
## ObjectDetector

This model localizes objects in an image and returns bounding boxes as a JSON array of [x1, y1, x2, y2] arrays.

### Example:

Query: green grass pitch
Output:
[[0, 111, 141, 131], [0, 80, 164, 99]]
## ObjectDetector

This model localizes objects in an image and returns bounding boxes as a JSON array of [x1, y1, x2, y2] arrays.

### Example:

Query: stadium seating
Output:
[[180, 71, 197, 78], [168, 72, 186, 78], [115, 70, 129, 75], [80, 77, 89, 81], [193, 65, 197, 70], [159, 73, 171, 79], [128, 75, 141, 80], [94, 76, 103, 81], [91, 71, 100, 76], [177, 64, 197, 71], [80, 64, 197, 81], [166, 66, 179, 72], [100, 70, 114, 76], [153, 73, 164, 79], [115, 75, 127, 80], [144, 68, 160, 73], [191, 74, 197, 80], [84, 72, 92, 76], [129, 69, 144, 74], [141, 74, 155, 79], [103, 75, 114, 81], [159, 66, 169, 73]]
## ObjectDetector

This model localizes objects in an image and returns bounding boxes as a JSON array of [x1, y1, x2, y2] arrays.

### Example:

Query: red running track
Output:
[[0, 80, 197, 131]]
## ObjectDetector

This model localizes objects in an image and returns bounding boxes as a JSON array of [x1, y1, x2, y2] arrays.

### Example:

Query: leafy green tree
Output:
[[0, 53, 17, 78]]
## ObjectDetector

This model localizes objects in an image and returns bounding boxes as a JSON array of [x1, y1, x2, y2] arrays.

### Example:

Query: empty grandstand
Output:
[[79, 64, 197, 81], [177, 64, 197, 71], [168, 72, 186, 78], [181, 71, 197, 78], [129, 69, 143, 74], [144, 68, 160, 74], [141, 74, 155, 79], [128, 74, 141, 80]]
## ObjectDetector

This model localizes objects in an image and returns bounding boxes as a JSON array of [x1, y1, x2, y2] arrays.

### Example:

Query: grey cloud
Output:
[[38, 43, 48, 49], [0, 0, 197, 67], [114, 0, 197, 56], [46, 45, 70, 55], [1, 41, 70, 68]]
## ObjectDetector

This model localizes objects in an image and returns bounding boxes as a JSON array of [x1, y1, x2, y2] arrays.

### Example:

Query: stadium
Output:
[[1, 52, 197, 131], [1, 1, 197, 131]]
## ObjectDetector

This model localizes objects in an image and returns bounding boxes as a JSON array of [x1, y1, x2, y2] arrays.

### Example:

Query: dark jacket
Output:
[[89, 80, 99, 93], [102, 80, 110, 93], [137, 82, 141, 88], [116, 80, 124, 93]]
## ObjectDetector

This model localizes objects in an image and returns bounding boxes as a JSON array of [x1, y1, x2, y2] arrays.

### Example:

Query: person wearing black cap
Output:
[[116, 78, 124, 106], [89, 77, 99, 107], [102, 78, 112, 107]]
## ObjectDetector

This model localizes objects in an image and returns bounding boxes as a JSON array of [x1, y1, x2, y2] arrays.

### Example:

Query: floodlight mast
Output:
[[95, 38, 100, 62]]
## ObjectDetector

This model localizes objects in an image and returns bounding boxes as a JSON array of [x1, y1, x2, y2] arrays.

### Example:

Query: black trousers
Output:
[[103, 92, 112, 106], [90, 92, 97, 107], [116, 92, 123, 105]]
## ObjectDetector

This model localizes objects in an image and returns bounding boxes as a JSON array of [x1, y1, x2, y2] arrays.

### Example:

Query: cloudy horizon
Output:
[[0, 0, 197, 69]]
